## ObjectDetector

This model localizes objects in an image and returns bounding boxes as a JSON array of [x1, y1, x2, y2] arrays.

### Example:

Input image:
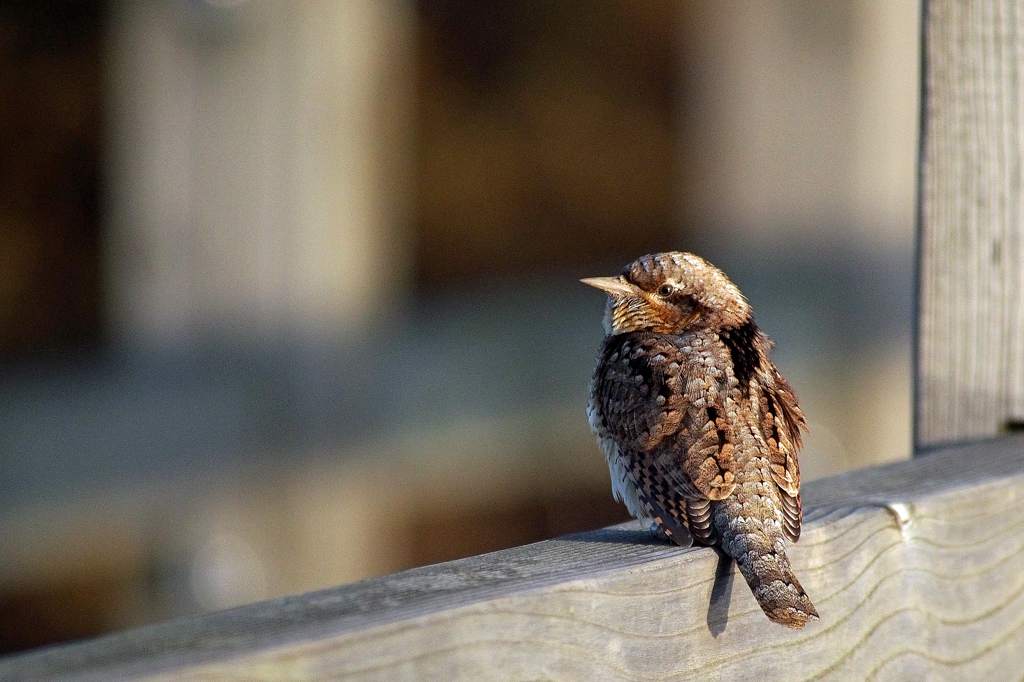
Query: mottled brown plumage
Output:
[[584, 252, 817, 628]]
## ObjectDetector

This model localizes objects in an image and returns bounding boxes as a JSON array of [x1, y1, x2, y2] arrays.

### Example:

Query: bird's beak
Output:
[[580, 276, 636, 297]]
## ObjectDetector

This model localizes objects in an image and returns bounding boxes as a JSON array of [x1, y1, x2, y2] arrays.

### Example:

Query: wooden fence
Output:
[[3, 0, 1024, 679], [1, 438, 1022, 680]]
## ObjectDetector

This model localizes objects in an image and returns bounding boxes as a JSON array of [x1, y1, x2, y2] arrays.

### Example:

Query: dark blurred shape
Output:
[[414, 0, 679, 288], [0, 575, 121, 655], [410, 488, 628, 568], [0, 1, 103, 357]]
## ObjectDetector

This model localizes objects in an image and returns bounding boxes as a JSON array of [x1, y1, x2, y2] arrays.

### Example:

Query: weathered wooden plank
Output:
[[917, 0, 1024, 447], [2, 436, 1023, 681]]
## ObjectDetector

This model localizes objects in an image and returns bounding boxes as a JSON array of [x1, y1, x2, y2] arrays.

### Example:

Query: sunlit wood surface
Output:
[[918, 0, 1024, 446], [2, 436, 1022, 681]]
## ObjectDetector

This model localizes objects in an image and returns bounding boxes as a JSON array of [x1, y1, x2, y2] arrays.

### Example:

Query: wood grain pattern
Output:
[[917, 0, 1024, 447], [2, 437, 1023, 681]]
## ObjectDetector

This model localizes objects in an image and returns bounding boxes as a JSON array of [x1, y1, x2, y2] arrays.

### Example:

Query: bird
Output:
[[583, 251, 817, 628]]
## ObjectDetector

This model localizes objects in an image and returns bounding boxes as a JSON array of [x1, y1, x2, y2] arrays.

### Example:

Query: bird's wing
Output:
[[594, 334, 734, 545], [760, 363, 807, 542]]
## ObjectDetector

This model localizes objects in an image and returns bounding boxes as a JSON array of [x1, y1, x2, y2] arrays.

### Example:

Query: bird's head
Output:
[[581, 252, 750, 336]]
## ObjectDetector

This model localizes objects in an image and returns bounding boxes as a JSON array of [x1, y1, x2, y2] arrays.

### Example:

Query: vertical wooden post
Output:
[[917, 0, 1024, 448]]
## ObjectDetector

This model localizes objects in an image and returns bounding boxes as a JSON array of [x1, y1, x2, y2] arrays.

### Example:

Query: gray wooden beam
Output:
[[917, 0, 1024, 447], [3, 436, 1023, 680]]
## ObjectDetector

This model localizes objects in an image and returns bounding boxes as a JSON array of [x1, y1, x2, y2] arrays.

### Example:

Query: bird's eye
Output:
[[657, 284, 675, 297]]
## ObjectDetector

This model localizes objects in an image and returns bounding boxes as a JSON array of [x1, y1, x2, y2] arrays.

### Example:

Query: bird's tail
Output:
[[713, 500, 818, 628]]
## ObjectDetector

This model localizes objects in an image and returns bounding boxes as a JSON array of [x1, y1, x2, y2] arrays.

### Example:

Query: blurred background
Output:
[[0, 0, 918, 653]]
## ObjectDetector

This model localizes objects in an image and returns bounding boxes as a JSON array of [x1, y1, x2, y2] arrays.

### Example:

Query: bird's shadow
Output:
[[563, 527, 735, 636], [706, 548, 734, 637]]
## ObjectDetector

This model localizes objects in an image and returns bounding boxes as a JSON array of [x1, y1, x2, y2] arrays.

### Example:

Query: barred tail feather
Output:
[[713, 501, 818, 628]]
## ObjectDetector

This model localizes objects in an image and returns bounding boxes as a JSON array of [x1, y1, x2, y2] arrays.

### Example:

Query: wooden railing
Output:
[[2, 437, 1022, 680], [4, 0, 1024, 679]]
